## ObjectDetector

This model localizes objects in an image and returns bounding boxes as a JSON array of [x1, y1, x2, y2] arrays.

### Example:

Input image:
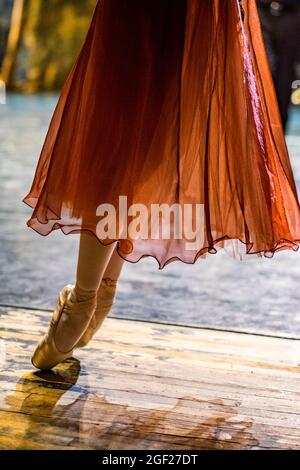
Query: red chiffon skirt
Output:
[[23, 0, 300, 269]]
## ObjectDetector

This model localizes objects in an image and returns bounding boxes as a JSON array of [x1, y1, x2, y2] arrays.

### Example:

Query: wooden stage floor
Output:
[[0, 306, 300, 450]]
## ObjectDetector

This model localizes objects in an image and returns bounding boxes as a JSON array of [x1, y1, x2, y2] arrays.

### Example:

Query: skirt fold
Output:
[[23, 0, 300, 269]]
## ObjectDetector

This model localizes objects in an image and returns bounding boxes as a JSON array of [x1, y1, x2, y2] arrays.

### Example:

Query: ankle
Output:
[[101, 277, 118, 287], [74, 283, 97, 302]]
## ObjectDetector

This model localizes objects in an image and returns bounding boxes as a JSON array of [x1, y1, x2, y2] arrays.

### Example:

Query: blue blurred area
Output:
[[287, 106, 300, 135]]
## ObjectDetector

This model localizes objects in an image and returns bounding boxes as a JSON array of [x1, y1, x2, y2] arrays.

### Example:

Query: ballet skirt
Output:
[[23, 0, 300, 269]]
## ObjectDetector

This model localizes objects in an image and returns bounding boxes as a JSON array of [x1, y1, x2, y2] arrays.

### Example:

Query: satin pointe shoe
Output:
[[75, 278, 118, 348], [31, 285, 97, 370]]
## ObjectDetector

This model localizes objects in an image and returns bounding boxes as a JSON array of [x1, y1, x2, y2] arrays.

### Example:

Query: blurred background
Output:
[[0, 0, 299, 336]]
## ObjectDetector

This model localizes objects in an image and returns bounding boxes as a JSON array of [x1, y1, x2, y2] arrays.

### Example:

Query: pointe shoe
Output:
[[31, 285, 97, 370], [75, 278, 118, 348]]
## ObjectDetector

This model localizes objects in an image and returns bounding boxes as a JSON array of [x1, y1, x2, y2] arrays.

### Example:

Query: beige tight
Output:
[[55, 233, 125, 351], [75, 233, 124, 298]]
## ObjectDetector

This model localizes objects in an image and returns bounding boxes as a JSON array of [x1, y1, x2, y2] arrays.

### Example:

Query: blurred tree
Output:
[[1, 0, 97, 92], [0, 0, 14, 67]]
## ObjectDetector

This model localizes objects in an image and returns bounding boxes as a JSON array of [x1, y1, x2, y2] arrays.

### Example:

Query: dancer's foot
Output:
[[31, 285, 97, 370], [75, 278, 118, 348]]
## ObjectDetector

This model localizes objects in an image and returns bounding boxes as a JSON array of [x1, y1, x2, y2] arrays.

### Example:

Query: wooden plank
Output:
[[0, 307, 300, 449]]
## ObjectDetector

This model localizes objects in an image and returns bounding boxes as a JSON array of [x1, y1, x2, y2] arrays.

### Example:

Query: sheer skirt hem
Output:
[[23, 196, 300, 271]]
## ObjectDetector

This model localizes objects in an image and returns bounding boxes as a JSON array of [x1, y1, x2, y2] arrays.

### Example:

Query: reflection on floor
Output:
[[0, 307, 300, 450]]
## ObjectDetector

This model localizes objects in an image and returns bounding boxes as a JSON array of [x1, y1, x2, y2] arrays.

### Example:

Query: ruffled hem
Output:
[[23, 196, 300, 271]]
